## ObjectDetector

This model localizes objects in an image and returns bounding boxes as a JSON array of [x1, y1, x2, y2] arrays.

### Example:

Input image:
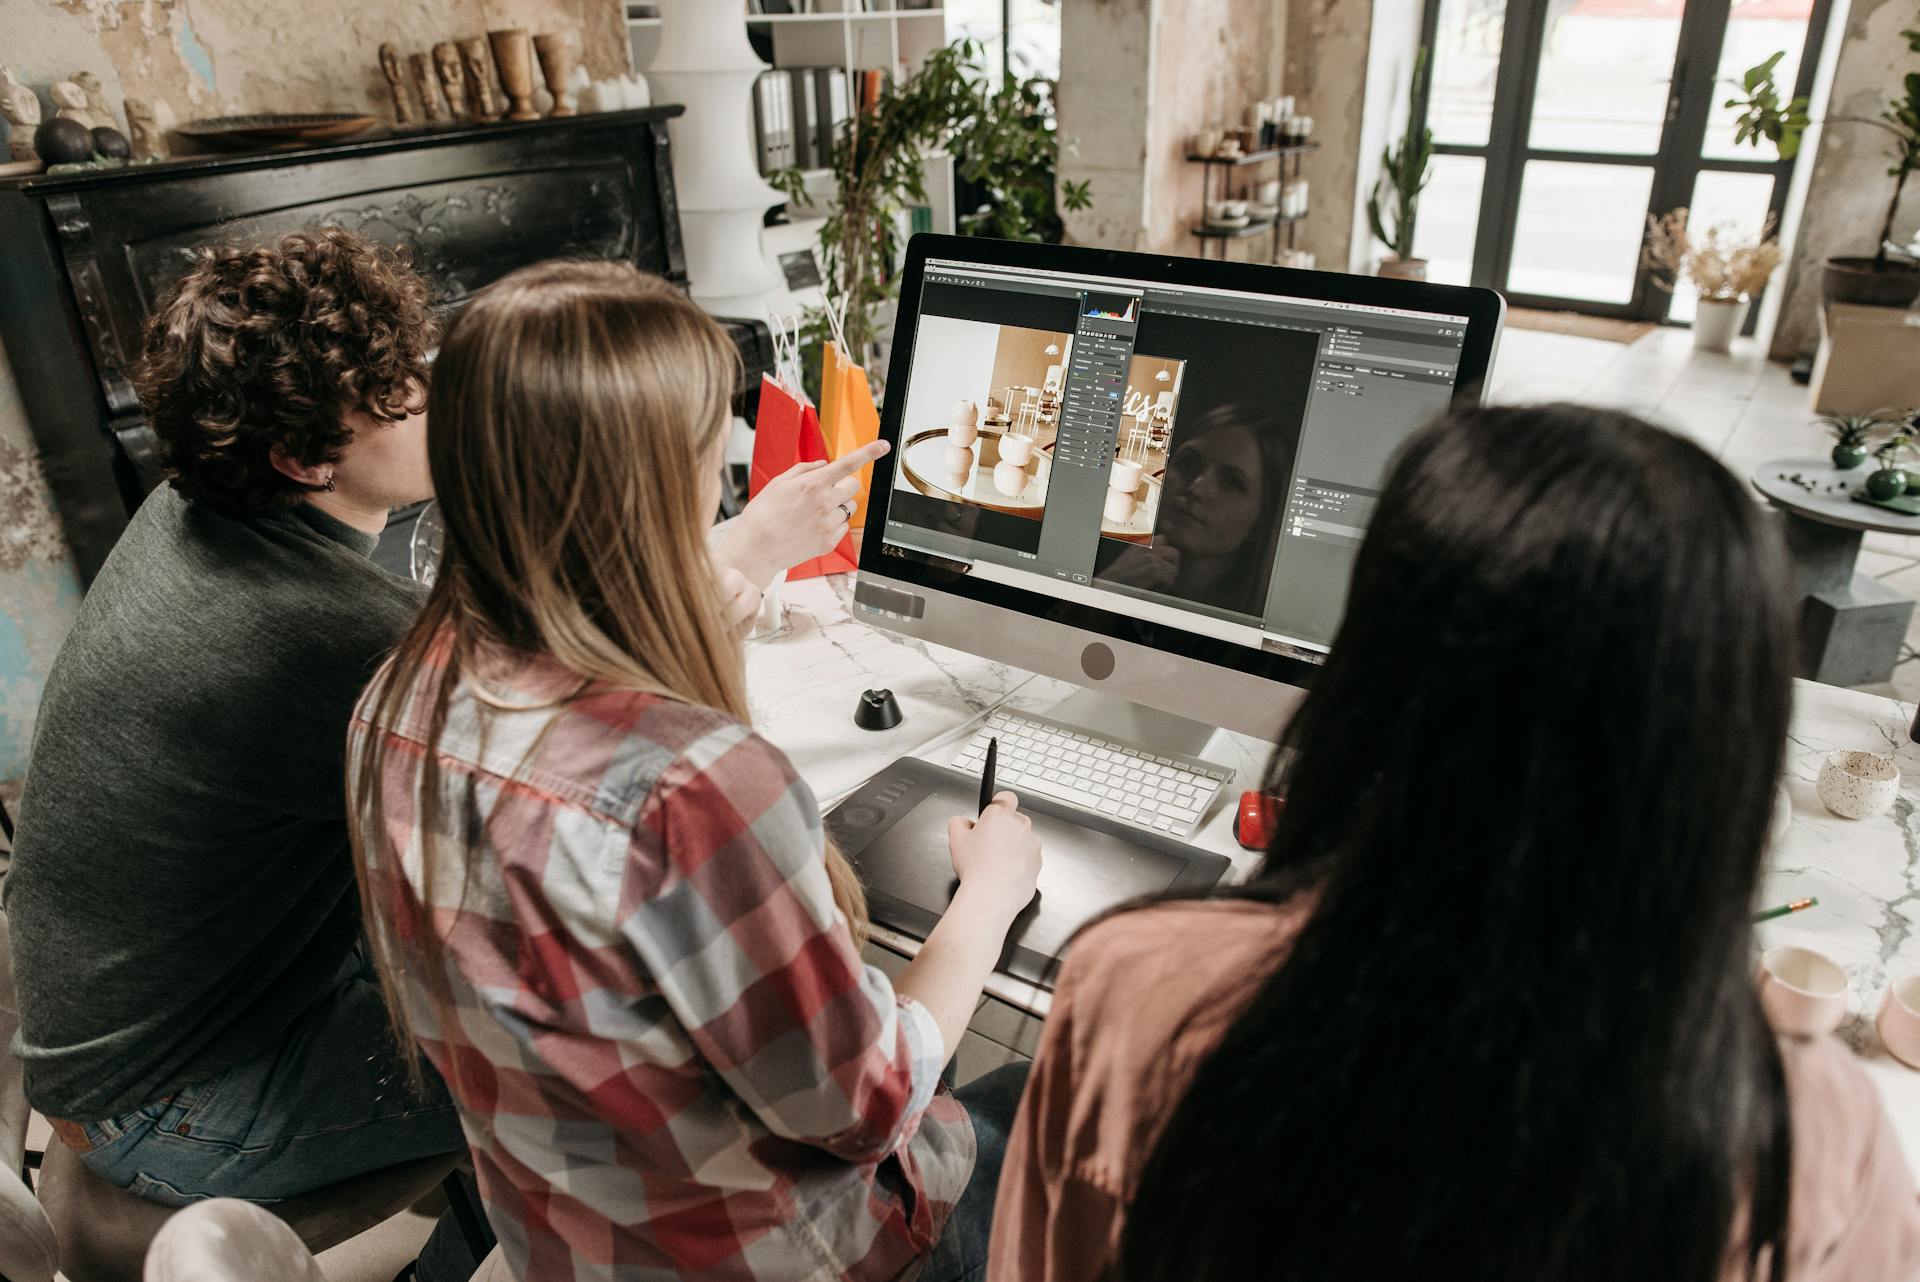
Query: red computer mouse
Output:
[[1234, 791, 1283, 851]]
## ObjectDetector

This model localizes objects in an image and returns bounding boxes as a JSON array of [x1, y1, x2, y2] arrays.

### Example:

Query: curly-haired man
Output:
[[5, 227, 482, 1280]]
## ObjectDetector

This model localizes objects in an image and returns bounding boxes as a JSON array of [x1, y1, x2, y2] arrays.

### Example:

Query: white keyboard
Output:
[[950, 711, 1233, 840]]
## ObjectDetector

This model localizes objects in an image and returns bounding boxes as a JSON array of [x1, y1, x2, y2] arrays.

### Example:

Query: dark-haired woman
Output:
[[989, 404, 1920, 1282]]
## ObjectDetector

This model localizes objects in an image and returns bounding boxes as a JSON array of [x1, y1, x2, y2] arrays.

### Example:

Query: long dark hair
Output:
[[1118, 404, 1796, 1282]]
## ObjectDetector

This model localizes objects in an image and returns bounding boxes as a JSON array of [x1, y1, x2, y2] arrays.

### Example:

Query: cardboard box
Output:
[[1810, 302, 1920, 415]]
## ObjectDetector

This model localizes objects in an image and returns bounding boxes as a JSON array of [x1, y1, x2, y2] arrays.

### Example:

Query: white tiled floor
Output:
[[1488, 325, 1920, 703]]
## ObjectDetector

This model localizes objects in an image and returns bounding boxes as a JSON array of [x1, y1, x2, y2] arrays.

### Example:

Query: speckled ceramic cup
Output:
[[1878, 976, 1920, 1068], [1757, 944, 1849, 1036], [1816, 749, 1900, 819]]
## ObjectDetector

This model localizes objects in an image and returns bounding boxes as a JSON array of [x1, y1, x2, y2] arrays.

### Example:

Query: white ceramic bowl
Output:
[[999, 433, 1035, 466], [1880, 976, 1920, 1068], [948, 422, 979, 449], [1103, 488, 1137, 523], [953, 399, 979, 428], [941, 444, 974, 477], [992, 460, 1029, 497], [1756, 944, 1849, 1036], [1109, 459, 1143, 494], [1816, 749, 1900, 819]]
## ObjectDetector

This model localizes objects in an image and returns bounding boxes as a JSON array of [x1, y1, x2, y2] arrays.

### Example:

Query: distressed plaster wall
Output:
[[1768, 0, 1920, 359], [1285, 0, 1382, 272], [0, 0, 630, 143], [1058, 0, 1284, 262]]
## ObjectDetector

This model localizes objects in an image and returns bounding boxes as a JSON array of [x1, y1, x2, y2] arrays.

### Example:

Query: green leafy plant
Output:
[[1366, 46, 1434, 262], [949, 72, 1092, 243], [769, 40, 1091, 379], [1876, 429, 1914, 468], [1821, 411, 1891, 452], [1726, 21, 1920, 271]]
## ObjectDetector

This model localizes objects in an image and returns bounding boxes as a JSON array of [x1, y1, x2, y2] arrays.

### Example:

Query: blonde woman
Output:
[[347, 260, 1042, 1282]]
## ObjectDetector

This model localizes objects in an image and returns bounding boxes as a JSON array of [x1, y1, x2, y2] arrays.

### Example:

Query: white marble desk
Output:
[[750, 575, 1920, 1171]]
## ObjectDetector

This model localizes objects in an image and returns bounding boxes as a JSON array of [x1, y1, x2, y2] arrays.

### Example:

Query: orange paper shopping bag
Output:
[[819, 341, 883, 530], [750, 372, 858, 579]]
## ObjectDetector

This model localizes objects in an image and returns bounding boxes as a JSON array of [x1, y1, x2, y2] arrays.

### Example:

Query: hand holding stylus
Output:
[[948, 790, 1042, 928]]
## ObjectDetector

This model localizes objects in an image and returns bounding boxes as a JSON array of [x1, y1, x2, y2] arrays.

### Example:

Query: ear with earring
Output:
[[323, 475, 337, 493]]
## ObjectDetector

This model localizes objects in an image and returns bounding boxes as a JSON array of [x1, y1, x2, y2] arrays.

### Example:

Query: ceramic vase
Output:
[[1868, 467, 1909, 501], [1692, 296, 1748, 353], [1832, 443, 1870, 470], [533, 32, 579, 118], [488, 29, 541, 122]]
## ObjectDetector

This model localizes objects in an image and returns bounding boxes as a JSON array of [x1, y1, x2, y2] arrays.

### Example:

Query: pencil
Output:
[[1753, 897, 1817, 923], [979, 737, 997, 816]]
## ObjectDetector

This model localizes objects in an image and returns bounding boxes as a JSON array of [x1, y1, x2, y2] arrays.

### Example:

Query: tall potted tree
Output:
[[1726, 30, 1920, 310], [1368, 47, 1434, 281]]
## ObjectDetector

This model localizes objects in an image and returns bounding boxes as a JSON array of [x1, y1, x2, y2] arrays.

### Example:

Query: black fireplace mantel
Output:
[[0, 106, 766, 586]]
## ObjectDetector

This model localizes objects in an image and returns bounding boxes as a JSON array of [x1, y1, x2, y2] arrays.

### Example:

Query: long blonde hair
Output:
[[349, 261, 867, 1072]]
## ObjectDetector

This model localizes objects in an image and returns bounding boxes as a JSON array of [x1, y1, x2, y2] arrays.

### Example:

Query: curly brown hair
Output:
[[134, 226, 438, 516]]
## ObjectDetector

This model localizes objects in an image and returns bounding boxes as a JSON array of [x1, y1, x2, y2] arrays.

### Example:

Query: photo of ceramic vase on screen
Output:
[[893, 318, 1074, 518]]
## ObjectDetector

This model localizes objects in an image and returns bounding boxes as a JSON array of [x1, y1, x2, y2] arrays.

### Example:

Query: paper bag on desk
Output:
[[750, 372, 859, 581], [819, 341, 882, 530]]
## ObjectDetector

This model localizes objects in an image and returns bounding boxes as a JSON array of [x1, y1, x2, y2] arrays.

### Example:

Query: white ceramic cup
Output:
[[1816, 749, 1901, 819], [1205, 199, 1236, 224], [1757, 944, 1850, 1035], [1879, 976, 1920, 1068], [948, 422, 979, 449], [749, 567, 787, 640], [1193, 128, 1221, 156], [999, 433, 1035, 466], [1104, 488, 1137, 523], [1109, 459, 1143, 494], [992, 460, 1028, 497], [941, 444, 974, 476], [953, 399, 979, 428], [1256, 178, 1281, 205]]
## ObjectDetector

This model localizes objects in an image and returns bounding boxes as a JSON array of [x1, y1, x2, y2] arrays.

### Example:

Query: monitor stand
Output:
[[1037, 688, 1219, 761]]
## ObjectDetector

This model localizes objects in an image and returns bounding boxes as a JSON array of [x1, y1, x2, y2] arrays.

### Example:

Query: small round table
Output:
[[1753, 457, 1920, 686]]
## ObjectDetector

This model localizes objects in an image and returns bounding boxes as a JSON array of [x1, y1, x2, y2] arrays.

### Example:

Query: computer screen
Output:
[[868, 250, 1488, 662]]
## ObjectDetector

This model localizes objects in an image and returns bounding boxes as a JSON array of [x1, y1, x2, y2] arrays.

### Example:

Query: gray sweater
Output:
[[5, 486, 424, 1120]]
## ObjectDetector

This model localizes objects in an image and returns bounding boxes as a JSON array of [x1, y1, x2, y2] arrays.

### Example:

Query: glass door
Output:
[[1413, 0, 1832, 322]]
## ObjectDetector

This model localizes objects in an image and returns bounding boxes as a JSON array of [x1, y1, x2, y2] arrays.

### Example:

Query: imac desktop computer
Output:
[[851, 234, 1505, 840]]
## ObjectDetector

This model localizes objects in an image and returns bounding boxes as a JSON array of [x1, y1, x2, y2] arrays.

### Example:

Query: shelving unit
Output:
[[1188, 141, 1319, 264]]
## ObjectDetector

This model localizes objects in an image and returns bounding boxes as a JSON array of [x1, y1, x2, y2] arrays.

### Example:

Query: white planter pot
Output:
[[1692, 296, 1750, 353]]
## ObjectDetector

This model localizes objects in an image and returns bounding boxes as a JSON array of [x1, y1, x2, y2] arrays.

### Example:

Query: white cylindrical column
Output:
[[648, 0, 784, 316]]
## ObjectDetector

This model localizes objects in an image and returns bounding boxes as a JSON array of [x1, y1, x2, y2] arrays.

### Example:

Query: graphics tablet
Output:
[[825, 756, 1233, 988]]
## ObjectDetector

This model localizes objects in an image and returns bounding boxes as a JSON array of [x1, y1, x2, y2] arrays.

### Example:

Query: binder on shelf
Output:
[[813, 66, 850, 164], [752, 70, 794, 175], [788, 68, 819, 171]]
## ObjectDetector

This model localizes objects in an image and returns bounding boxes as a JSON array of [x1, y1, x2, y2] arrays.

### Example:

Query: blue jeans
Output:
[[73, 943, 488, 1282], [922, 1061, 1032, 1282]]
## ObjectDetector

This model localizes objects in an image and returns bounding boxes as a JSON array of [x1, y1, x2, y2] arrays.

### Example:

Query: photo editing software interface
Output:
[[878, 257, 1471, 657]]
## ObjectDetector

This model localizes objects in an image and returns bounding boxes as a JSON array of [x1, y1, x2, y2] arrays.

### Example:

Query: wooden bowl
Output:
[[174, 113, 378, 149]]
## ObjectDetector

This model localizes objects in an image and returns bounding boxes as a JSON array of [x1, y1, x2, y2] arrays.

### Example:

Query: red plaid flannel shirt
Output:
[[350, 645, 973, 1280]]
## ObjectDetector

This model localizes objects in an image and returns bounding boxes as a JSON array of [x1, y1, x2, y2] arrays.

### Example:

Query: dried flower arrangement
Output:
[[1643, 208, 1785, 302]]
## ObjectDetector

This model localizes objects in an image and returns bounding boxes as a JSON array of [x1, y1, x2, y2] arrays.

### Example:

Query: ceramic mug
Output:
[[1205, 199, 1236, 224], [1816, 749, 1901, 819], [993, 460, 1029, 497], [999, 433, 1036, 466], [954, 398, 979, 428], [1110, 459, 1143, 494], [1193, 128, 1222, 157], [1879, 976, 1920, 1068], [1757, 944, 1849, 1035], [1103, 488, 1137, 523], [948, 422, 979, 449], [1256, 178, 1281, 205], [942, 444, 974, 477]]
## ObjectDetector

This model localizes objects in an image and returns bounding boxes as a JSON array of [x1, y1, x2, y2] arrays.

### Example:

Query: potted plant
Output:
[[1642, 208, 1785, 351], [1869, 430, 1914, 500], [1726, 32, 1920, 310], [1820, 411, 1890, 469], [1367, 47, 1433, 281]]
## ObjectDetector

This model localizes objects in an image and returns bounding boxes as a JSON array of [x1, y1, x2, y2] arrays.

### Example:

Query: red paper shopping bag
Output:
[[750, 372, 858, 579]]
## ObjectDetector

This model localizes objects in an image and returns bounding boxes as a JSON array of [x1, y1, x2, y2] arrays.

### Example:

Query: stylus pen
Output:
[[1752, 896, 1817, 923], [979, 737, 997, 815]]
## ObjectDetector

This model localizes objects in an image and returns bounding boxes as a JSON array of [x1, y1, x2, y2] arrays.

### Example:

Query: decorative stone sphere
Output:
[[35, 117, 95, 165], [90, 126, 131, 159]]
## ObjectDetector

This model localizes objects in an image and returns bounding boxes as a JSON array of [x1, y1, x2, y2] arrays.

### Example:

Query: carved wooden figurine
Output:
[[408, 52, 447, 123], [378, 42, 416, 126], [532, 32, 579, 119], [74, 71, 113, 129], [124, 97, 168, 160], [1, 68, 42, 165], [49, 80, 95, 128], [433, 43, 470, 121], [459, 37, 502, 121], [487, 29, 539, 123]]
